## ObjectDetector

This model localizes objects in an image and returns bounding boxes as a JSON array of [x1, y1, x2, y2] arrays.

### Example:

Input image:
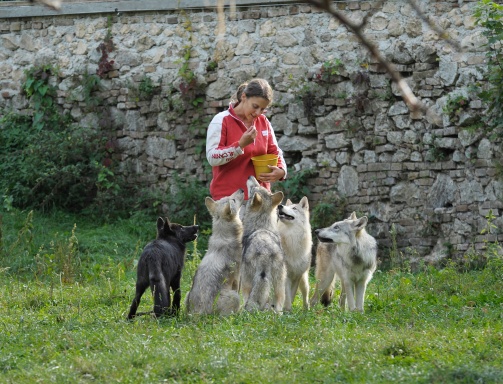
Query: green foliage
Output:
[[177, 44, 205, 106], [388, 223, 407, 270], [206, 60, 218, 72], [0, 210, 35, 274], [288, 76, 322, 123], [474, 0, 503, 136], [461, 210, 503, 271], [427, 134, 451, 162], [275, 168, 316, 204], [138, 75, 155, 100], [96, 15, 115, 78], [163, 174, 212, 252], [443, 94, 469, 122], [167, 174, 211, 226], [171, 12, 207, 108], [191, 96, 205, 107], [34, 223, 80, 283], [22, 64, 64, 130], [178, 45, 195, 83], [310, 192, 348, 230], [370, 86, 394, 102], [0, 109, 105, 211], [314, 58, 345, 82], [1, 65, 138, 216], [79, 72, 102, 109], [23, 65, 56, 104]]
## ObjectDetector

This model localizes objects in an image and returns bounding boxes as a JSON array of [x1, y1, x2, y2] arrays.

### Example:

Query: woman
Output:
[[206, 78, 287, 200]]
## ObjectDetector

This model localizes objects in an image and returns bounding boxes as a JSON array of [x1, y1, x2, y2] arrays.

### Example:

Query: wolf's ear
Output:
[[205, 196, 216, 214], [354, 216, 368, 231], [156, 217, 165, 233], [349, 211, 357, 220], [286, 199, 293, 205], [272, 191, 284, 208], [299, 196, 309, 210], [224, 201, 234, 217], [250, 192, 263, 209], [228, 198, 240, 216]]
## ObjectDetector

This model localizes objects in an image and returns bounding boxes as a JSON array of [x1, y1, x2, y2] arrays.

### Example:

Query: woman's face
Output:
[[240, 95, 269, 121]]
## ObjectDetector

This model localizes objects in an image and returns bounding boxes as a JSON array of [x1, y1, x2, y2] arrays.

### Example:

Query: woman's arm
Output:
[[206, 113, 243, 167], [267, 118, 287, 180]]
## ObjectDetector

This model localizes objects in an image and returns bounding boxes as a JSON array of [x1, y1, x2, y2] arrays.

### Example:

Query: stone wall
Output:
[[1, 0, 502, 262]]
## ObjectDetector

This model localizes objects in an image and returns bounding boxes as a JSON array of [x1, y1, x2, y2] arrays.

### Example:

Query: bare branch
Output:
[[305, 0, 425, 112], [407, 0, 462, 52], [216, 0, 225, 36], [30, 0, 62, 11], [359, 0, 386, 31]]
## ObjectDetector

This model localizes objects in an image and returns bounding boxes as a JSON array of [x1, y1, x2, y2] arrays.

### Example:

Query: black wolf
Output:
[[127, 216, 198, 319]]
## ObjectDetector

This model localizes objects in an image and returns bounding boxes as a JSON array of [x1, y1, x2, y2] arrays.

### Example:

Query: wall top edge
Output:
[[0, 0, 301, 19]]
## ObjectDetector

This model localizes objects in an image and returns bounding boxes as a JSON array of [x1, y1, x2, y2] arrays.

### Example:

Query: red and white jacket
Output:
[[206, 102, 287, 200]]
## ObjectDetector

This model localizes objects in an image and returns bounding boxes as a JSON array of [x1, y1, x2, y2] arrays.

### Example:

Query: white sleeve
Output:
[[206, 113, 243, 167]]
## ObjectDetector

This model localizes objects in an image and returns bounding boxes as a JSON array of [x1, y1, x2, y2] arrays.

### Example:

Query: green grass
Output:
[[1, 209, 503, 383]]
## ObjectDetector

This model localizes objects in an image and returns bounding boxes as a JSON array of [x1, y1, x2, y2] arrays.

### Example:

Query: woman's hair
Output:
[[234, 78, 273, 104]]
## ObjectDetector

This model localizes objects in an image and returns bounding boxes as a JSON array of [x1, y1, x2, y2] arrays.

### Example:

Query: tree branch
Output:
[[407, 0, 462, 52], [30, 0, 62, 11], [305, 0, 424, 112]]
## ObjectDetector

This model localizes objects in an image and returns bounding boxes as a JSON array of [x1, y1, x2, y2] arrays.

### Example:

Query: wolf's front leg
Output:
[[283, 279, 294, 312], [273, 288, 285, 313], [273, 267, 286, 313], [299, 271, 310, 310], [342, 279, 356, 311], [338, 281, 346, 310], [354, 280, 367, 312]]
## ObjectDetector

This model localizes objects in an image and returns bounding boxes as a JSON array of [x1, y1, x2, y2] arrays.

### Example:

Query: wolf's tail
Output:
[[186, 286, 216, 315], [216, 289, 241, 315], [244, 271, 270, 311], [321, 290, 334, 307], [320, 275, 336, 307]]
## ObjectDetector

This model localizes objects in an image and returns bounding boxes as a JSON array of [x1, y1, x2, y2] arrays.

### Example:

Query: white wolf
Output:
[[185, 189, 244, 315], [277, 197, 312, 311], [240, 176, 286, 312], [310, 212, 377, 312]]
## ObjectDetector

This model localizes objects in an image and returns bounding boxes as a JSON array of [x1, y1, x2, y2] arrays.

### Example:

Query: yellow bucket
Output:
[[251, 154, 278, 177]]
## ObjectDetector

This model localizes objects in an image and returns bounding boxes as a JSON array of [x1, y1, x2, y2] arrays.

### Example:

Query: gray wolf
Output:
[[127, 217, 199, 319], [186, 189, 245, 315], [240, 176, 286, 312], [310, 212, 377, 312], [277, 196, 312, 311]]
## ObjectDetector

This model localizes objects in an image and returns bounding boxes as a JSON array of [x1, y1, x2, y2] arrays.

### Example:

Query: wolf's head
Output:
[[245, 176, 283, 217], [156, 217, 199, 243], [278, 196, 310, 226], [205, 188, 245, 221], [315, 215, 368, 245], [245, 175, 261, 198]]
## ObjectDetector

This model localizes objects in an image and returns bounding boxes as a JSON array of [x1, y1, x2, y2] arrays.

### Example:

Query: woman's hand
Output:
[[257, 166, 285, 183], [239, 125, 257, 148]]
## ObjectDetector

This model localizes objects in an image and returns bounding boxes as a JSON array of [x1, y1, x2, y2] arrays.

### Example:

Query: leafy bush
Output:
[[474, 0, 503, 137], [164, 174, 212, 252], [275, 168, 316, 203], [0, 110, 105, 211], [310, 193, 347, 230], [146, 174, 211, 228], [0, 65, 139, 217]]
